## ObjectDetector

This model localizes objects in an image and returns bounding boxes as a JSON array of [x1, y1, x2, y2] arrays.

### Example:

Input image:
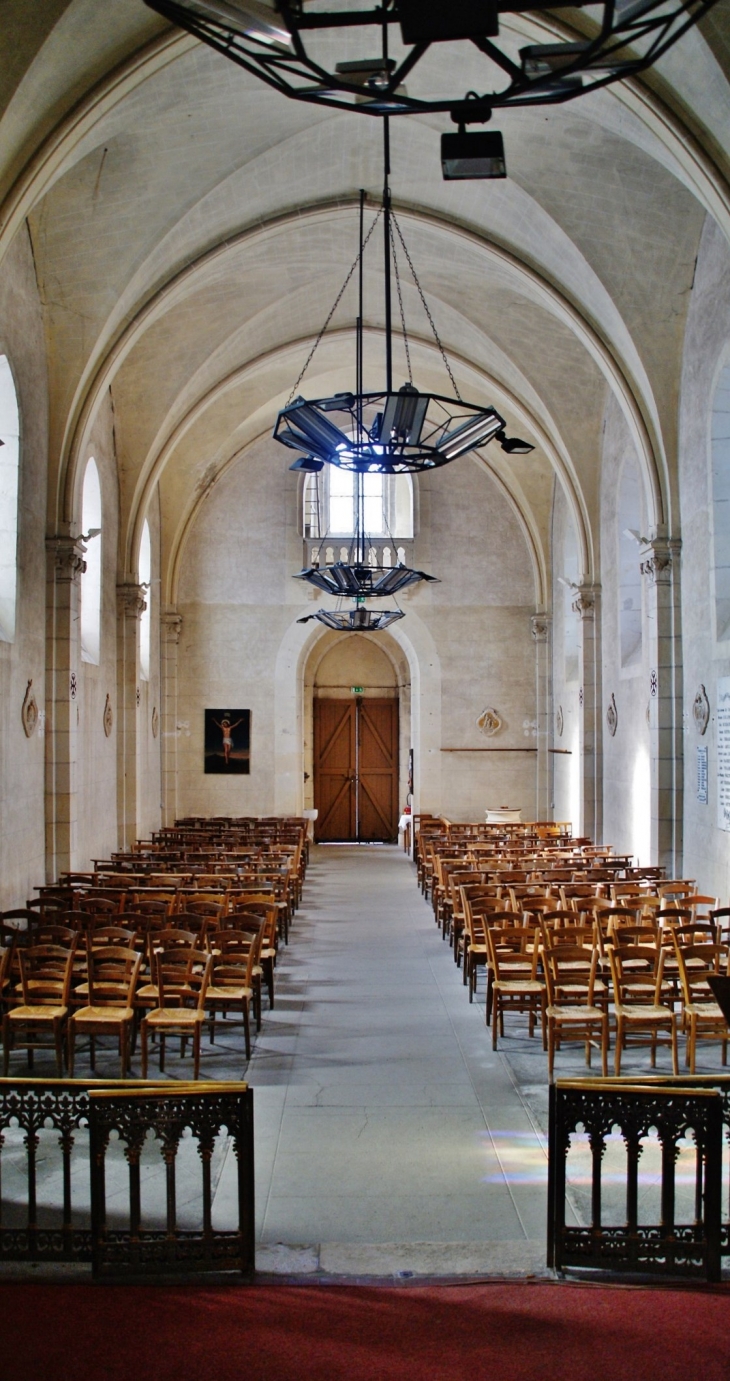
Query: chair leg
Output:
[[141, 1021, 149, 1078], [601, 1018, 608, 1077], [614, 1017, 622, 1076], [68, 1020, 76, 1077], [160, 1033, 166, 1072], [492, 993, 499, 1051], [121, 1025, 129, 1079], [193, 1026, 201, 1080], [243, 1000, 251, 1060], [3, 1016, 10, 1076], [54, 1019, 64, 1077], [670, 1018, 678, 1076]]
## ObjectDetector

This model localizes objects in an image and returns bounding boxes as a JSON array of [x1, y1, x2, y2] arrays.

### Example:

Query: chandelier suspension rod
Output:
[[383, 112, 393, 396]]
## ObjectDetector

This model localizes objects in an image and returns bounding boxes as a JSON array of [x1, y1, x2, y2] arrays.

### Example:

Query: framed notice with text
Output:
[[717, 678, 730, 829]]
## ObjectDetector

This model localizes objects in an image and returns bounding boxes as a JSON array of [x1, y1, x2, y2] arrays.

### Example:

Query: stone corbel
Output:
[[571, 583, 599, 620], [640, 536, 680, 586], [161, 610, 183, 644], [530, 614, 551, 642], [117, 582, 147, 618], [46, 534, 87, 583]]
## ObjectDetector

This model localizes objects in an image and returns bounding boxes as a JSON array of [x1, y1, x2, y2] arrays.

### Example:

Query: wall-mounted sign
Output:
[[351, 686, 364, 694], [697, 745, 708, 806], [717, 678, 730, 829]]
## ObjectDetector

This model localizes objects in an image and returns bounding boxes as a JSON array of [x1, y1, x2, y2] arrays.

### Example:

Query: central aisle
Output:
[[243, 845, 549, 1275]]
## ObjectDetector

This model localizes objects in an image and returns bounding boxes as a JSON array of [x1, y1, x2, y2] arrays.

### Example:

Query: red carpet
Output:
[[1, 1280, 729, 1381]]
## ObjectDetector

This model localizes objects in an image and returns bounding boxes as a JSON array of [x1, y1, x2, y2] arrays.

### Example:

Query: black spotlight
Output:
[[441, 130, 506, 180]]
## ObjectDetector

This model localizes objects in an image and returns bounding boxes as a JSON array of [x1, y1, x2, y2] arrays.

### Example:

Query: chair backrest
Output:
[[672, 921, 718, 947], [18, 944, 76, 1006], [486, 927, 538, 978], [86, 946, 142, 1006], [672, 939, 727, 1004], [87, 925, 140, 950], [78, 896, 120, 915], [33, 925, 78, 947], [543, 944, 599, 1006], [154, 948, 212, 1010], [607, 942, 664, 1004]]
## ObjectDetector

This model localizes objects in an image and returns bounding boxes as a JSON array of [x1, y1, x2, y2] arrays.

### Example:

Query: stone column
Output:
[[572, 583, 603, 843], [531, 613, 552, 821], [641, 536, 683, 874], [45, 536, 86, 880], [160, 609, 183, 828], [116, 583, 146, 852]]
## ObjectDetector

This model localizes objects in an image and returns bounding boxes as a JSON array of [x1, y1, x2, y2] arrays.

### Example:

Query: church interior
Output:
[[2, 0, 730, 1360]]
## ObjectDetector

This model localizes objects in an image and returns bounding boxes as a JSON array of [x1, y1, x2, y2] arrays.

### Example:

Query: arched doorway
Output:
[[311, 635, 401, 842]]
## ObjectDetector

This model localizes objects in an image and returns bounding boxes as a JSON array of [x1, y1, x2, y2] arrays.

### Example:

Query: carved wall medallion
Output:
[[649, 669, 658, 698], [477, 707, 502, 738], [579, 687, 584, 707], [606, 692, 618, 737], [69, 671, 78, 701], [136, 686, 141, 707], [21, 680, 38, 738], [151, 705, 159, 739], [692, 684, 710, 736], [556, 705, 564, 738], [103, 694, 113, 738]]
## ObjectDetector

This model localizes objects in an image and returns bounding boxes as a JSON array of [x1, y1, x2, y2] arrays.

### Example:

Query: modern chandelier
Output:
[[282, 132, 532, 631], [145, 0, 721, 176]]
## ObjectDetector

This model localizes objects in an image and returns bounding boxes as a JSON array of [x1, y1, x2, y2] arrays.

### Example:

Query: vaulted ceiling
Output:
[[2, 0, 730, 602]]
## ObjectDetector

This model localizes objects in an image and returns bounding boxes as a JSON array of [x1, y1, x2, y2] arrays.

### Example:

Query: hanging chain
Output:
[[390, 221, 413, 386], [286, 206, 383, 406], [391, 211, 462, 403]]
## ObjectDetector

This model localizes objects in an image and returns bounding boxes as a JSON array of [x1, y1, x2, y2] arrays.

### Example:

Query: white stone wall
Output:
[[0, 228, 48, 908], [679, 214, 730, 898], [175, 439, 539, 824]]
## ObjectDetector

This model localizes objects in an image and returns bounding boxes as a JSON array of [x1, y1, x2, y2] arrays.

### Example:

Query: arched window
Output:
[[80, 458, 102, 664], [138, 520, 152, 681], [617, 454, 643, 667], [303, 469, 413, 539], [712, 362, 730, 641], [0, 355, 20, 643]]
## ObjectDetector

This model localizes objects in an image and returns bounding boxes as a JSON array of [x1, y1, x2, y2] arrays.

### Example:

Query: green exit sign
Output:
[[351, 686, 364, 694]]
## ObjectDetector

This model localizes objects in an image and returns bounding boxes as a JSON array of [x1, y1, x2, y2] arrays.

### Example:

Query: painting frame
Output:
[[204, 708, 251, 774]]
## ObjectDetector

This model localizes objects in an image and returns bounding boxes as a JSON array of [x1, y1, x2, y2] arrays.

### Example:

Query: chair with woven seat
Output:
[[2, 943, 76, 1075], [67, 945, 142, 1076], [486, 926, 545, 1050], [542, 943, 609, 1080], [607, 942, 678, 1075], [206, 930, 263, 1059], [140, 947, 213, 1079], [673, 939, 729, 1072]]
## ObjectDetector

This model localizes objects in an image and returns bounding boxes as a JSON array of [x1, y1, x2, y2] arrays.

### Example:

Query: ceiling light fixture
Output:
[[146, 0, 721, 178]]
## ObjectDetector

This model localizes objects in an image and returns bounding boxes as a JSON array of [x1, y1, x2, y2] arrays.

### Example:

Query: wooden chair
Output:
[[140, 948, 213, 1079], [2, 944, 76, 1075], [486, 926, 545, 1050], [542, 944, 609, 1080], [607, 943, 678, 1075], [673, 939, 729, 1073], [67, 946, 142, 1077], [206, 931, 263, 1059]]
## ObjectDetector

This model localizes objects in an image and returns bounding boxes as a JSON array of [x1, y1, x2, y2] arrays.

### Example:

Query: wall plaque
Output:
[[717, 677, 730, 830], [697, 745, 708, 806]]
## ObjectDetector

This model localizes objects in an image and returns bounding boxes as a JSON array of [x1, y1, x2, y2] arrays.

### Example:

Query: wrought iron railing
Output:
[[548, 1077, 728, 1281], [0, 1079, 254, 1278]]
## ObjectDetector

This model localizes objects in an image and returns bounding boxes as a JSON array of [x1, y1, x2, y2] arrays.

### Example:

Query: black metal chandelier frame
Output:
[[145, 0, 722, 122]]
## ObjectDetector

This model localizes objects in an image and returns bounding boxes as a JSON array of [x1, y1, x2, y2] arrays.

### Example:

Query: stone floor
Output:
[[5, 842, 723, 1279]]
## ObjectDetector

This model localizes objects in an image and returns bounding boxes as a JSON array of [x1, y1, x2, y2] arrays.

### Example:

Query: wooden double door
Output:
[[313, 698, 399, 842]]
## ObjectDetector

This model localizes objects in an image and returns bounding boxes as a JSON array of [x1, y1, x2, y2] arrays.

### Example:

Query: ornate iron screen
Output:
[[0, 1079, 254, 1279], [548, 1078, 725, 1281]]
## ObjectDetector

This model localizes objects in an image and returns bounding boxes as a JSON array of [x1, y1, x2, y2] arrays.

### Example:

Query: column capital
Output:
[[117, 582, 147, 618], [530, 613, 551, 642], [161, 609, 183, 644], [571, 583, 600, 620], [640, 536, 680, 585], [46, 534, 86, 583]]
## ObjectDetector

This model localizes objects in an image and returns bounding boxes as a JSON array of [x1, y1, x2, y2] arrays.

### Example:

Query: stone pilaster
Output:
[[160, 609, 183, 828], [641, 535, 683, 874], [531, 613, 552, 821], [572, 583, 603, 843], [45, 536, 86, 880], [116, 583, 146, 851]]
